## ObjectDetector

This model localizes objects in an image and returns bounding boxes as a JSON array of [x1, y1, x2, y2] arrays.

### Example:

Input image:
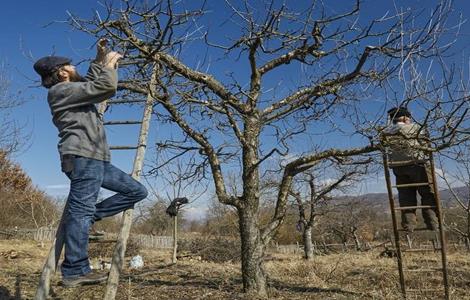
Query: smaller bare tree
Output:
[[133, 200, 174, 235], [290, 160, 364, 259], [145, 150, 207, 262], [439, 144, 470, 250], [318, 197, 379, 251], [0, 63, 27, 155]]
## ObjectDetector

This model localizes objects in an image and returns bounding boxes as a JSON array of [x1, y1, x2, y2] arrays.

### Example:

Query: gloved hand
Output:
[[166, 197, 189, 217], [95, 38, 109, 64]]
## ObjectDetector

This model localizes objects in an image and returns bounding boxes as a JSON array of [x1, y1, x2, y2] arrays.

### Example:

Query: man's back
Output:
[[383, 122, 427, 166], [47, 64, 117, 161]]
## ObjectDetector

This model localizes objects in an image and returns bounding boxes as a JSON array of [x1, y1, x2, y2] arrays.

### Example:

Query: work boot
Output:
[[423, 209, 439, 231], [61, 271, 108, 287], [401, 211, 417, 233], [89, 225, 105, 241]]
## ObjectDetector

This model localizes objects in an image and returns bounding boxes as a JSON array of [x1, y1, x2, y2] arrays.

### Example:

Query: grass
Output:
[[0, 239, 469, 299]]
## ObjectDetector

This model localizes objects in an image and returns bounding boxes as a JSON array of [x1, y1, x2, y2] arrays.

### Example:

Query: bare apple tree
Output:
[[439, 143, 470, 250], [0, 63, 24, 154], [145, 149, 206, 263], [66, 0, 469, 296], [290, 159, 365, 259]]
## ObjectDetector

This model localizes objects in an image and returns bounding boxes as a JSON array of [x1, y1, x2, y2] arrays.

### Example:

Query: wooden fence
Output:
[[2, 228, 469, 253], [133, 234, 173, 249], [0, 228, 173, 249], [269, 242, 362, 255], [271, 241, 470, 255], [0, 228, 56, 241]]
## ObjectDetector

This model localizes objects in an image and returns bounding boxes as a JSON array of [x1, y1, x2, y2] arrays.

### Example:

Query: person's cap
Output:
[[33, 56, 72, 77], [387, 107, 411, 120]]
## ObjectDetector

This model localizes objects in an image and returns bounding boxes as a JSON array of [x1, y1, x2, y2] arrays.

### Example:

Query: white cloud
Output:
[[45, 184, 69, 190], [316, 178, 337, 187], [354, 175, 387, 195], [181, 205, 209, 221], [43, 184, 70, 197], [435, 168, 466, 189]]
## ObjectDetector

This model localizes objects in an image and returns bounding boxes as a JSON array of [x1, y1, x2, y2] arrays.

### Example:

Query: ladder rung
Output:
[[394, 205, 436, 210], [388, 159, 428, 167], [104, 120, 143, 125], [392, 182, 432, 188], [403, 248, 441, 252], [107, 99, 147, 104], [110, 146, 139, 150]]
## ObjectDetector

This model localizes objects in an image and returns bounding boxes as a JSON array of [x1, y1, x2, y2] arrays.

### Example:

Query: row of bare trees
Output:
[[0, 150, 60, 229], [439, 143, 470, 250], [62, 0, 470, 297], [0, 59, 58, 230], [0, 63, 24, 154]]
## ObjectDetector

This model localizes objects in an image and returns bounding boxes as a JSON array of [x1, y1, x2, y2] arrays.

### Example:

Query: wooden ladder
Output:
[[382, 149, 450, 299], [34, 72, 156, 300]]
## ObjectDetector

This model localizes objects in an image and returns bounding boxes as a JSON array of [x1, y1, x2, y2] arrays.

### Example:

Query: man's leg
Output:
[[94, 162, 148, 221], [393, 166, 418, 231], [61, 156, 104, 279], [416, 165, 438, 230]]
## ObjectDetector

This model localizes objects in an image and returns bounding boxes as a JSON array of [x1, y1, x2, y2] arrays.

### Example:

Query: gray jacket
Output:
[[47, 62, 117, 162], [383, 122, 427, 167]]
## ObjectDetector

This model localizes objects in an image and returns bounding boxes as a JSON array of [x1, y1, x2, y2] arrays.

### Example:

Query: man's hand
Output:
[[95, 38, 109, 64], [104, 51, 123, 69]]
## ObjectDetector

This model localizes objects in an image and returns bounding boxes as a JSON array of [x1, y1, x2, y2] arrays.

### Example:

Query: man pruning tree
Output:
[[383, 107, 438, 232], [33, 40, 148, 287]]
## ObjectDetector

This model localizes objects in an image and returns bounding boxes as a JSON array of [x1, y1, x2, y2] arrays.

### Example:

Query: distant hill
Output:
[[332, 186, 468, 212]]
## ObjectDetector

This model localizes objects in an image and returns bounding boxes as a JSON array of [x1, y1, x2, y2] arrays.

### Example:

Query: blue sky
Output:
[[2, 0, 470, 219]]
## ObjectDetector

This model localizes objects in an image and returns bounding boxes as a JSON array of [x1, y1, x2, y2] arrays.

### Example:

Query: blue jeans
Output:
[[60, 155, 148, 278]]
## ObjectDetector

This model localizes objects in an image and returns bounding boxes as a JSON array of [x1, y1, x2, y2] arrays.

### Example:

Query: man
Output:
[[33, 40, 148, 287], [383, 107, 438, 232]]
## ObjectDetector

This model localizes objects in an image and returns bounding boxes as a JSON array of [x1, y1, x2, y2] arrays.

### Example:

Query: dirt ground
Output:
[[0, 239, 469, 300]]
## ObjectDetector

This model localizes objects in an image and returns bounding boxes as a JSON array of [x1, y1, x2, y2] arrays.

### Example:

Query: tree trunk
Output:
[[302, 225, 314, 260], [172, 215, 177, 263], [352, 230, 361, 251], [467, 209, 470, 252], [238, 207, 268, 298]]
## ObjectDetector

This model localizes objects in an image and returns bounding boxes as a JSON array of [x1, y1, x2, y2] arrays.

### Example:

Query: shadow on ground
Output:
[[0, 274, 22, 299]]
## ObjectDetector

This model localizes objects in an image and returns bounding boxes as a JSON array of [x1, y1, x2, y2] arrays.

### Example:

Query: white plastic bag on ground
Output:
[[129, 255, 144, 269]]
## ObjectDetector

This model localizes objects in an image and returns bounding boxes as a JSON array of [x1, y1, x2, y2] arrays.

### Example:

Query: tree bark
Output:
[[302, 225, 314, 260], [467, 209, 470, 252], [238, 206, 268, 298], [236, 112, 267, 296], [352, 230, 362, 251], [172, 215, 177, 263]]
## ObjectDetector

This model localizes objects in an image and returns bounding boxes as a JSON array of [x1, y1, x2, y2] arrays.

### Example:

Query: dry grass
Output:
[[0, 239, 469, 299]]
